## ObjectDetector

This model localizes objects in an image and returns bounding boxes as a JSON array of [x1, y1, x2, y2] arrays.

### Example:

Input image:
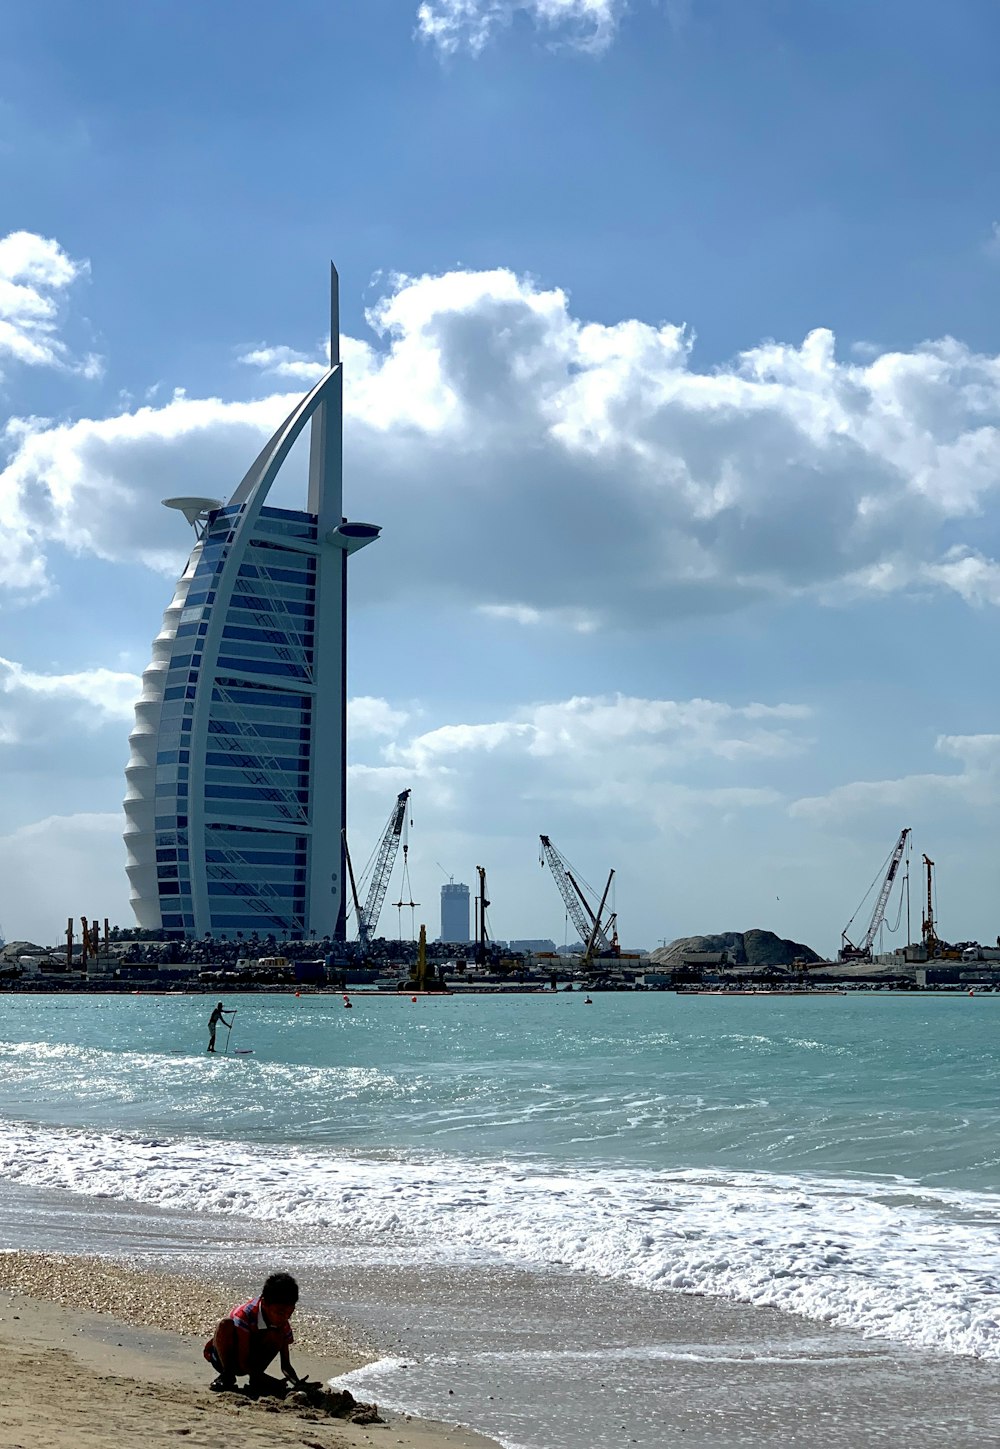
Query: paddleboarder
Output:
[[207, 1001, 234, 1053]]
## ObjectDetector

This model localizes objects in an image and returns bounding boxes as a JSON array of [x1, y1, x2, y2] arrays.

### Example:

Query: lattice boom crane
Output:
[[539, 835, 614, 958], [354, 789, 411, 947], [840, 826, 910, 961]]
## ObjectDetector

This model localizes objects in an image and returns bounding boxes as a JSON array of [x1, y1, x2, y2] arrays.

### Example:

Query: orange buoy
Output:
[[411, 996, 417, 1003]]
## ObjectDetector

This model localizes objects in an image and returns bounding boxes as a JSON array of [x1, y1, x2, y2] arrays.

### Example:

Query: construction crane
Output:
[[538, 835, 617, 962], [472, 865, 494, 964], [839, 828, 910, 962], [345, 789, 411, 947], [922, 853, 939, 953]]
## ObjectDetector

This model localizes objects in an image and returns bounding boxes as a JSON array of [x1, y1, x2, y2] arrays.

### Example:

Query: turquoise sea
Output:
[[1, 990, 998, 1446]]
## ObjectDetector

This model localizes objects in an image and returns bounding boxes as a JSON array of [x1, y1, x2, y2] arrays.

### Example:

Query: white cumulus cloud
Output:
[[0, 656, 141, 742], [0, 391, 291, 594], [416, 0, 623, 55], [7, 263, 1000, 626], [0, 230, 99, 378], [238, 344, 329, 382], [379, 692, 806, 820], [349, 695, 411, 737]]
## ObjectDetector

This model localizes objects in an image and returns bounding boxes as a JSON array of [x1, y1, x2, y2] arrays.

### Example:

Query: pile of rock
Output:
[[649, 929, 821, 968], [0, 940, 48, 964]]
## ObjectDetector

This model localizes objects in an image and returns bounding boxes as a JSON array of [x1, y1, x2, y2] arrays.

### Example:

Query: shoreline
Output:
[[0, 1251, 499, 1449], [2, 1201, 1000, 1447], [2, 981, 997, 995]]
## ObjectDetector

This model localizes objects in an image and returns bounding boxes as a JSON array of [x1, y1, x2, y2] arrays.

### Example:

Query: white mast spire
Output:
[[330, 260, 340, 367], [307, 261, 343, 530]]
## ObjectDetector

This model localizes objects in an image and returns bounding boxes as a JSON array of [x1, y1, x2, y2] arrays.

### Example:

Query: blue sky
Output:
[[2, 0, 1000, 953]]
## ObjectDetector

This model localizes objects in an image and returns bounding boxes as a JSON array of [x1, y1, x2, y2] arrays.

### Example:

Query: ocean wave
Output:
[[0, 1115, 998, 1362]]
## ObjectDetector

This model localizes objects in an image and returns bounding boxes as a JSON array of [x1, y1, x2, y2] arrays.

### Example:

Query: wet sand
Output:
[[3, 1246, 999, 1449], [317, 1257, 1000, 1449]]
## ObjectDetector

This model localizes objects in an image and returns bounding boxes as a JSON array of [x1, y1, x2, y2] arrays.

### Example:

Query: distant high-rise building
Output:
[[440, 882, 470, 943], [123, 268, 380, 940]]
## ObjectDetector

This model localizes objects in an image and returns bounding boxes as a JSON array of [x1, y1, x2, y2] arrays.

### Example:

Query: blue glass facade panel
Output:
[[149, 503, 319, 937]]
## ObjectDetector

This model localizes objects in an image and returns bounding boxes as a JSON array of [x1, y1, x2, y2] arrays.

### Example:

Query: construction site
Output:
[[2, 792, 998, 992], [344, 810, 999, 991]]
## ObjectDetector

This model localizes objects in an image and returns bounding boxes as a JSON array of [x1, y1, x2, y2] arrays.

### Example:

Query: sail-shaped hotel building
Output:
[[123, 270, 379, 940]]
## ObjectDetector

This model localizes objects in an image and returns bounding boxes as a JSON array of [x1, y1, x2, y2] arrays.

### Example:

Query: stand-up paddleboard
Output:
[[167, 1048, 255, 1055]]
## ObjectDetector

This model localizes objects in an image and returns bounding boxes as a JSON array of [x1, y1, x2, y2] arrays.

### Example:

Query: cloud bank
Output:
[[352, 690, 807, 828], [0, 657, 141, 745], [0, 813, 126, 943], [6, 262, 1000, 626], [791, 733, 1000, 825]]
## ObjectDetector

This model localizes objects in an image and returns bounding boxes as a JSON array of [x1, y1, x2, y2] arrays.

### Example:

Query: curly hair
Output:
[[261, 1271, 299, 1304]]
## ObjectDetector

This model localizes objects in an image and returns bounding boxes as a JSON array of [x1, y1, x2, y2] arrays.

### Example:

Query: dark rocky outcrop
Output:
[[649, 929, 821, 968]]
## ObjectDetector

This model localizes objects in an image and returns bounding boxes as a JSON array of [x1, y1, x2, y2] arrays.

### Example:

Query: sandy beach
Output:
[[4, 1243, 1000, 1449], [0, 1253, 499, 1449]]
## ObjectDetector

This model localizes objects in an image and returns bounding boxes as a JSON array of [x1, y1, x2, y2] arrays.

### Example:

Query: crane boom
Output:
[[859, 827, 910, 953], [922, 853, 937, 949], [357, 790, 411, 946], [475, 864, 490, 963], [539, 835, 613, 957], [840, 827, 910, 960], [584, 868, 616, 961]]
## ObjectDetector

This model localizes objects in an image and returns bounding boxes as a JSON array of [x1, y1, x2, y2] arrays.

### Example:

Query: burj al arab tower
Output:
[[124, 269, 379, 940]]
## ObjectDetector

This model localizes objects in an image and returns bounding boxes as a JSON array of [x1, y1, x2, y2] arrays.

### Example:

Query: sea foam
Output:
[[1, 1114, 998, 1362]]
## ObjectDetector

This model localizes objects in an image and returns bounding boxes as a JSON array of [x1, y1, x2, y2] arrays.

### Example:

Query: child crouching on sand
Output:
[[205, 1271, 304, 1396]]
